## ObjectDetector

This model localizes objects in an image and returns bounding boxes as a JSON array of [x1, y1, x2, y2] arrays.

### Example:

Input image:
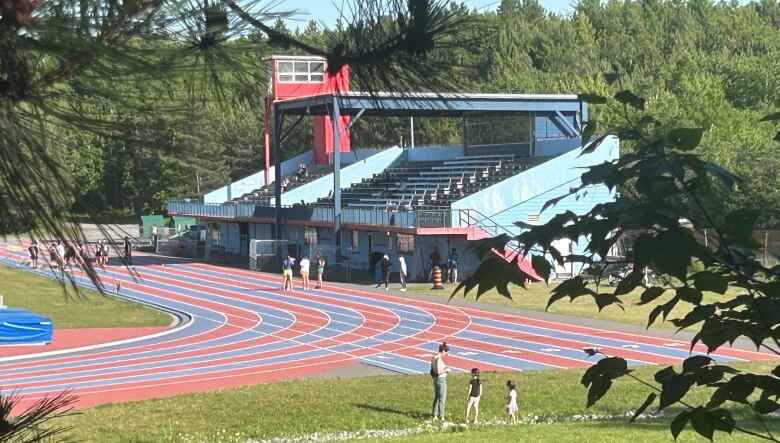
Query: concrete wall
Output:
[[451, 136, 618, 223], [535, 138, 582, 157], [405, 145, 464, 162], [276, 146, 404, 205], [204, 151, 314, 204]]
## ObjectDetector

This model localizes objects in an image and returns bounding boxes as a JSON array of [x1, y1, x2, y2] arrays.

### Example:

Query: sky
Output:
[[279, 0, 574, 30]]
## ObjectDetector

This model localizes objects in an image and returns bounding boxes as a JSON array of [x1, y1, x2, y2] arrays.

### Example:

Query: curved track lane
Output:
[[0, 245, 776, 409]]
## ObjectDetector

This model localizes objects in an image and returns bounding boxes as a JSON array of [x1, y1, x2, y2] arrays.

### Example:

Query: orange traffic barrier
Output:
[[431, 265, 444, 290]]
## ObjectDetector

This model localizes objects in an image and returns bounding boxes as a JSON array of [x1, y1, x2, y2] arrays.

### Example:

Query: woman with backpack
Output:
[[430, 342, 451, 420]]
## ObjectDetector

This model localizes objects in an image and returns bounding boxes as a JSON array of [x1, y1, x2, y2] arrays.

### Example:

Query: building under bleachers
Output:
[[167, 55, 619, 282]]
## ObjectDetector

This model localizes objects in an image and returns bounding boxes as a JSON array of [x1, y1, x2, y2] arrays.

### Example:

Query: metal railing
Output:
[[168, 199, 454, 229]]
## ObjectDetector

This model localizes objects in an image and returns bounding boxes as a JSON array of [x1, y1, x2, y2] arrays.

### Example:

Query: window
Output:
[[351, 230, 359, 252], [397, 234, 415, 254], [277, 60, 325, 83], [304, 227, 318, 245]]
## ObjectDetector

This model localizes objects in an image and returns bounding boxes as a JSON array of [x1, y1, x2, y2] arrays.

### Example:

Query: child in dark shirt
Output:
[[465, 367, 482, 424]]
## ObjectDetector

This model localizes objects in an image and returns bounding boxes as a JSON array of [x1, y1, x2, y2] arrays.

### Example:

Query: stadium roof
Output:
[[274, 91, 586, 117]]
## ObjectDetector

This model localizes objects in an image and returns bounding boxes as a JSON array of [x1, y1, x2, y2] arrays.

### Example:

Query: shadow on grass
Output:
[[353, 403, 430, 420]]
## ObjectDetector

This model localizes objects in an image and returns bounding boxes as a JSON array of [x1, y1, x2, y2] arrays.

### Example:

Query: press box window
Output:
[[277, 61, 325, 83], [397, 234, 414, 254], [304, 227, 317, 245]]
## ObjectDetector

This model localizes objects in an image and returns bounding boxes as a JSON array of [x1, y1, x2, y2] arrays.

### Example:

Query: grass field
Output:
[[53, 361, 778, 442], [404, 282, 733, 331], [0, 265, 172, 328]]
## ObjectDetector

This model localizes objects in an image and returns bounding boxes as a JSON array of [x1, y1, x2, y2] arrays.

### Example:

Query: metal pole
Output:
[[461, 117, 469, 156], [274, 109, 283, 242], [410, 116, 415, 148], [332, 97, 342, 262], [264, 97, 272, 186], [765, 231, 769, 266]]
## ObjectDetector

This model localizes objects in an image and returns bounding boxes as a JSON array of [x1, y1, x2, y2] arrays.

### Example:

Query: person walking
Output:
[[28, 240, 40, 269], [398, 256, 407, 292], [378, 254, 391, 290], [123, 236, 133, 266], [315, 252, 325, 289], [430, 342, 451, 420], [299, 255, 310, 290], [465, 368, 482, 424]]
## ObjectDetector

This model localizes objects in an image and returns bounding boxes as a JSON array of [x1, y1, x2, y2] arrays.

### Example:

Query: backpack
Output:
[[430, 367, 438, 379]]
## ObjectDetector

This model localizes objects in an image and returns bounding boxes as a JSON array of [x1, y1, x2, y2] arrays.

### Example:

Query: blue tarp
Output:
[[0, 309, 53, 344]]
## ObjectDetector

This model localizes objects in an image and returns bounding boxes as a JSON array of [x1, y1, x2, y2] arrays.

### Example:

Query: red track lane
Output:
[[8, 288, 403, 390], [0, 327, 167, 358], [196, 263, 779, 364], [467, 310, 773, 361], [15, 354, 356, 410], [0, 273, 261, 372], [467, 323, 679, 365], [3, 243, 778, 412]]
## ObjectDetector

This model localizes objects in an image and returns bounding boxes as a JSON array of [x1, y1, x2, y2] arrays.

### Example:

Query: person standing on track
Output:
[[315, 251, 325, 289], [282, 254, 295, 291], [299, 255, 310, 290], [447, 247, 459, 284], [378, 254, 391, 290], [430, 341, 451, 420], [28, 240, 40, 269], [123, 236, 133, 266]]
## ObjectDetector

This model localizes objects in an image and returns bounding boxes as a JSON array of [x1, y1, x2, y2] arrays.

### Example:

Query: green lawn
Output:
[[0, 265, 172, 328], [52, 361, 778, 442], [405, 282, 733, 331]]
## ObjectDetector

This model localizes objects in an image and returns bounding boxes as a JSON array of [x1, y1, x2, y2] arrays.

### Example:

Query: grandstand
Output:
[[168, 55, 619, 281]]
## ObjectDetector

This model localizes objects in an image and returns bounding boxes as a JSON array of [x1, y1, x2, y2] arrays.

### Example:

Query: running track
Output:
[[0, 243, 775, 410]]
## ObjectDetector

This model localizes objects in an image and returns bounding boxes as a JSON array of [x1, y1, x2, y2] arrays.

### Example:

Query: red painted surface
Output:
[[268, 57, 351, 165], [490, 247, 543, 281], [416, 227, 492, 240], [0, 327, 167, 358]]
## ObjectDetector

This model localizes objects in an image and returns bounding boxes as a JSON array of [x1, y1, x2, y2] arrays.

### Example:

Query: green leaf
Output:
[[629, 393, 657, 423], [722, 209, 759, 245], [581, 120, 598, 145], [670, 410, 690, 440], [578, 134, 608, 157], [690, 408, 714, 441], [531, 255, 551, 283], [581, 357, 629, 408], [774, 131, 780, 142], [693, 272, 729, 294], [638, 286, 666, 305], [708, 409, 735, 434], [682, 355, 712, 373], [659, 376, 692, 410], [614, 90, 645, 110], [578, 93, 607, 104], [677, 287, 703, 305], [754, 398, 780, 414], [667, 128, 704, 151], [759, 111, 780, 122], [703, 163, 742, 188]]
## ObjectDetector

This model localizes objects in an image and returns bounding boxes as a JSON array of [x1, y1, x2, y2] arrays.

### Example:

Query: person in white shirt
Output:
[[398, 256, 407, 291], [299, 256, 311, 290]]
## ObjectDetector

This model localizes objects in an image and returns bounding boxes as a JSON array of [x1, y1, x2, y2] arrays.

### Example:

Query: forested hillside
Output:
[[41, 0, 780, 226]]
